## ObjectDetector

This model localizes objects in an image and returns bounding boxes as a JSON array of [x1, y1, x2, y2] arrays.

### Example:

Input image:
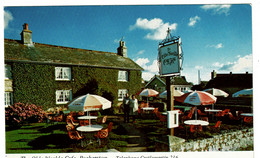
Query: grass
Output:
[[6, 121, 128, 153]]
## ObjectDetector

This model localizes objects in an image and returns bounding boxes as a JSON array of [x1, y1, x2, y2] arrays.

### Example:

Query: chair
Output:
[[54, 114, 63, 122], [107, 122, 113, 132], [157, 112, 167, 124], [94, 128, 109, 145], [190, 125, 203, 133], [208, 121, 222, 131], [197, 109, 207, 116], [66, 115, 79, 126], [153, 108, 159, 114], [79, 119, 90, 126], [66, 124, 84, 141], [243, 116, 253, 124], [182, 111, 193, 120], [216, 109, 230, 117], [228, 112, 240, 121], [97, 115, 107, 124]]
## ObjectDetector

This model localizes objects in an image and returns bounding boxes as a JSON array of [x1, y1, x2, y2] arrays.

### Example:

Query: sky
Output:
[[3, 3, 253, 84]]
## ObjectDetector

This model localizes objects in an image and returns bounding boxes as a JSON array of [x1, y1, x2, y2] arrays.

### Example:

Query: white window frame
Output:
[[56, 90, 72, 104], [5, 92, 13, 107], [118, 70, 129, 82], [55, 67, 71, 81], [118, 89, 128, 101]]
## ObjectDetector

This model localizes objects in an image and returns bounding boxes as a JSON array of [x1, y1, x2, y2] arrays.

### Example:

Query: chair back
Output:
[[54, 114, 63, 122], [79, 120, 90, 126], [215, 121, 222, 128], [96, 128, 109, 139], [153, 108, 159, 113], [190, 107, 196, 114], [66, 124, 83, 140], [108, 122, 113, 132], [244, 116, 253, 123]]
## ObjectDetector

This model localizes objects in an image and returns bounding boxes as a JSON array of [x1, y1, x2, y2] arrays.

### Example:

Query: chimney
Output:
[[117, 40, 127, 57], [20, 23, 33, 46], [211, 70, 217, 79]]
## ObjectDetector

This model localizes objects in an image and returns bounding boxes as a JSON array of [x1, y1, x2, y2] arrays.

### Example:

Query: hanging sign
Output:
[[158, 40, 182, 76]]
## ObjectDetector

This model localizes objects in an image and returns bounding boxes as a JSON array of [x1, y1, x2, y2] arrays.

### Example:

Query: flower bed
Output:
[[170, 128, 253, 152]]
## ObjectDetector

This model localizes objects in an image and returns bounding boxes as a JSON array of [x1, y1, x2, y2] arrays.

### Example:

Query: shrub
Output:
[[5, 102, 47, 127]]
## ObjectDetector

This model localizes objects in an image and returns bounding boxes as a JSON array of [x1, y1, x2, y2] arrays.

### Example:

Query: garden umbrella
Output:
[[175, 91, 217, 120], [203, 88, 229, 97], [139, 88, 159, 104], [159, 90, 184, 98], [68, 94, 112, 113], [232, 88, 253, 98]]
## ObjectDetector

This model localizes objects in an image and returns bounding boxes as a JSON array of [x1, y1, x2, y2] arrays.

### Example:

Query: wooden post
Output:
[[166, 76, 174, 136]]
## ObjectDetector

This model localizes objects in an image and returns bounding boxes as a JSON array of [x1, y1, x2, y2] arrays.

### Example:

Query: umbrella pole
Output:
[[195, 106, 197, 120]]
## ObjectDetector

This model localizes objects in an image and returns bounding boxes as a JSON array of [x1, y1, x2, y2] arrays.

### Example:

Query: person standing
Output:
[[122, 93, 130, 123], [130, 95, 138, 123]]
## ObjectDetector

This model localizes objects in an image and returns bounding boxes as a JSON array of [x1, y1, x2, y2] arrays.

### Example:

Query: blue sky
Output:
[[4, 4, 253, 84]]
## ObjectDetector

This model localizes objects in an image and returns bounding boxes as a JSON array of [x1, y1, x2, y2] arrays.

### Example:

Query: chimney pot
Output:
[[23, 23, 29, 30]]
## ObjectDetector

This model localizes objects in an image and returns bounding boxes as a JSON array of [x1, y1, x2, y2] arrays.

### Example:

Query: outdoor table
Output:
[[161, 112, 167, 115], [241, 113, 253, 117], [76, 125, 103, 146], [78, 116, 98, 125], [142, 107, 155, 111], [204, 109, 222, 113], [184, 120, 209, 126]]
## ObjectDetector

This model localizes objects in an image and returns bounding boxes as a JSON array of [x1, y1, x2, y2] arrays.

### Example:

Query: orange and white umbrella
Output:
[[175, 91, 217, 106], [175, 91, 217, 120], [159, 90, 184, 98], [139, 88, 159, 97], [68, 94, 111, 112], [203, 88, 229, 97]]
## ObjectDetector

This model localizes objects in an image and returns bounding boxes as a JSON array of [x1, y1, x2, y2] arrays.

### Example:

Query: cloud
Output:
[[217, 54, 253, 72], [134, 58, 159, 81], [137, 50, 145, 55], [195, 65, 203, 70], [207, 43, 223, 49], [201, 4, 231, 15], [4, 10, 13, 29], [188, 16, 200, 27], [130, 17, 177, 40]]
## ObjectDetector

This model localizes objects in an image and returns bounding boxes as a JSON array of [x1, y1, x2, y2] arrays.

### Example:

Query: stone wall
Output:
[[170, 128, 253, 152]]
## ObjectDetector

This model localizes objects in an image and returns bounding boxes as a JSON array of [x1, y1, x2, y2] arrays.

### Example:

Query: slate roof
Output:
[[4, 39, 143, 71], [146, 75, 192, 87]]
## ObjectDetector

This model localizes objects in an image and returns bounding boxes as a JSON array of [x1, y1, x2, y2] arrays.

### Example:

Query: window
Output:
[[55, 67, 71, 80], [5, 64, 12, 79], [56, 90, 72, 104], [118, 89, 128, 101], [118, 70, 128, 82], [5, 92, 13, 107]]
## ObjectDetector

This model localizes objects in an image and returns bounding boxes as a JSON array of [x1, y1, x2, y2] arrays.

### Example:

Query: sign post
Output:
[[158, 28, 183, 136]]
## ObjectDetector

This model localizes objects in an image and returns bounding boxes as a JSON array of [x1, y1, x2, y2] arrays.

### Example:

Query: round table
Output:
[[241, 113, 253, 117], [77, 124, 103, 132], [184, 120, 209, 126], [78, 116, 98, 125], [142, 107, 155, 111], [77, 125, 103, 146], [205, 109, 222, 113]]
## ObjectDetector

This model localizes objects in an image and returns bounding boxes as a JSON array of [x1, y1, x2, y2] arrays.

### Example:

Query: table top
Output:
[[184, 120, 209, 126], [205, 109, 222, 112], [241, 113, 253, 117], [142, 107, 155, 110], [78, 116, 98, 120], [76, 125, 103, 132]]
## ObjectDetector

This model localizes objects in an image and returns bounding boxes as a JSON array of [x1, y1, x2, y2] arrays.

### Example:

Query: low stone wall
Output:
[[170, 128, 253, 152]]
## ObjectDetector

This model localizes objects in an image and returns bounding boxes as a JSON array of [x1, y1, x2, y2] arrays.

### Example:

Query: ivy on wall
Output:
[[11, 62, 142, 110]]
